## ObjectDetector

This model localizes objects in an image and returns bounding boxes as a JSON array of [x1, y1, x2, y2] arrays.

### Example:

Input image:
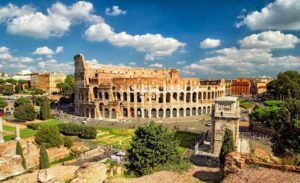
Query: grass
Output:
[[239, 99, 255, 109], [50, 155, 75, 166]]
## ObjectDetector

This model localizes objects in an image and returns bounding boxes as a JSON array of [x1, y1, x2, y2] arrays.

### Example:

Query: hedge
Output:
[[57, 123, 97, 139]]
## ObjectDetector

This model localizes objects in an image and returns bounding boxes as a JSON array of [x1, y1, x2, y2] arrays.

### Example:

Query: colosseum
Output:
[[74, 54, 226, 120]]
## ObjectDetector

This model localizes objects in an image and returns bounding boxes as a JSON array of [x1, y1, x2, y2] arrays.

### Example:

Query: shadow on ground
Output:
[[193, 170, 223, 183]]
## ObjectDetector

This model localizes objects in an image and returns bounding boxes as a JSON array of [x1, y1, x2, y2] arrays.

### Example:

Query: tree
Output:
[[14, 103, 36, 121], [127, 122, 180, 176], [219, 129, 235, 168], [16, 141, 27, 169], [65, 75, 75, 89], [40, 98, 51, 120], [35, 125, 63, 148], [0, 97, 8, 108], [14, 97, 31, 107], [39, 143, 50, 170], [6, 78, 17, 85], [0, 79, 6, 85]]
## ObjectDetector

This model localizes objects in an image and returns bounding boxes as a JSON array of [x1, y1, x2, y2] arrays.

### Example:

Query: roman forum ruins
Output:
[[74, 54, 226, 120]]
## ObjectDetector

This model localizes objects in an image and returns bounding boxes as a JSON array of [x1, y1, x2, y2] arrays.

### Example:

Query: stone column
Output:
[[0, 117, 4, 143], [15, 125, 21, 141]]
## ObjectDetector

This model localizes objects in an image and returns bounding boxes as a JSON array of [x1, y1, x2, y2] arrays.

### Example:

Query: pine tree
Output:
[[16, 141, 27, 169], [39, 143, 50, 169], [40, 98, 51, 120], [219, 128, 235, 168]]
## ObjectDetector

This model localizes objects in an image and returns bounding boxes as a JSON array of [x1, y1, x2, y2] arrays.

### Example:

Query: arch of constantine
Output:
[[74, 54, 226, 120]]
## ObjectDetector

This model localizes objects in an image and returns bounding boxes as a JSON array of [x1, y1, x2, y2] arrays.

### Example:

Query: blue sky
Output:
[[0, 0, 300, 79]]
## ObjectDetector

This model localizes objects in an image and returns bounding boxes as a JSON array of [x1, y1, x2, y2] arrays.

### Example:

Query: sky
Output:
[[0, 0, 300, 79]]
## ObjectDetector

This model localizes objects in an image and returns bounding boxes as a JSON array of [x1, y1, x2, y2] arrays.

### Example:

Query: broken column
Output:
[[15, 125, 21, 141], [0, 117, 4, 143]]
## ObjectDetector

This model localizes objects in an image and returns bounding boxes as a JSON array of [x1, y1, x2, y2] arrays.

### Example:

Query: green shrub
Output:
[[58, 123, 97, 139], [219, 129, 235, 168], [14, 103, 36, 121], [35, 126, 64, 148], [16, 141, 27, 169], [63, 136, 73, 148], [27, 123, 41, 130], [39, 143, 50, 169], [40, 98, 51, 120]]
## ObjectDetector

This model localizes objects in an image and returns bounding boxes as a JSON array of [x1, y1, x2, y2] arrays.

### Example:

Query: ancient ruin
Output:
[[74, 54, 226, 119], [0, 117, 4, 143]]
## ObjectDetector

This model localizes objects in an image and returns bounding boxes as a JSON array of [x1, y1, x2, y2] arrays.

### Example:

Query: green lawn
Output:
[[239, 99, 255, 109]]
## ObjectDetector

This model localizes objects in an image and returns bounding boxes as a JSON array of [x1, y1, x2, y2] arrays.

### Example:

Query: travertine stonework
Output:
[[74, 54, 225, 120]]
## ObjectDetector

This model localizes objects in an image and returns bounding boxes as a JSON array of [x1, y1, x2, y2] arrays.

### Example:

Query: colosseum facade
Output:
[[74, 54, 225, 120]]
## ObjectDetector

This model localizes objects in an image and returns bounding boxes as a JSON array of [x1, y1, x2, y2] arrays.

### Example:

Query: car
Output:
[[206, 122, 212, 126]]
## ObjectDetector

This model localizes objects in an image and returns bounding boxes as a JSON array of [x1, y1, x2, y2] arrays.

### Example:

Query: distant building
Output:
[[224, 80, 232, 96], [231, 78, 251, 96], [12, 70, 33, 81], [0, 72, 10, 80], [31, 72, 66, 94], [250, 77, 273, 95]]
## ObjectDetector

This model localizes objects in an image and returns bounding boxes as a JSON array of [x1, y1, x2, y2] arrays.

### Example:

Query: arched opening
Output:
[[91, 108, 95, 118], [104, 92, 109, 100], [198, 107, 202, 115], [123, 92, 127, 101], [186, 93, 191, 103], [166, 92, 171, 103], [123, 108, 128, 117], [211, 91, 214, 99], [159, 108, 164, 117], [93, 87, 98, 99], [179, 92, 184, 101], [130, 108, 135, 118], [130, 93, 134, 102], [99, 103, 104, 116], [173, 93, 178, 101], [159, 93, 163, 103], [208, 92, 211, 100], [151, 93, 156, 102], [144, 93, 149, 103], [137, 108, 142, 118], [207, 106, 211, 114], [111, 108, 116, 119], [186, 86, 191, 91], [137, 92, 142, 103], [144, 109, 149, 118], [99, 92, 103, 100], [151, 108, 157, 118], [166, 108, 171, 118], [203, 106, 207, 115], [192, 107, 196, 116], [117, 92, 121, 100], [104, 108, 109, 118], [203, 92, 207, 100], [85, 108, 89, 117], [172, 108, 177, 117], [192, 92, 197, 102], [198, 92, 202, 100], [186, 108, 191, 116], [179, 108, 184, 117]]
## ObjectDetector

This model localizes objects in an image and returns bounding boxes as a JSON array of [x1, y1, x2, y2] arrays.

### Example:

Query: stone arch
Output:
[[192, 107, 196, 116], [159, 108, 164, 117], [186, 108, 191, 116], [104, 108, 109, 118], [203, 106, 207, 115], [172, 108, 177, 117], [130, 93, 134, 102], [151, 93, 156, 102], [137, 92, 142, 102], [179, 92, 184, 101], [123, 92, 127, 101], [151, 108, 157, 118], [212, 91, 214, 99], [93, 87, 98, 99], [186, 86, 191, 91], [91, 108, 95, 118], [144, 109, 149, 118], [99, 92, 103, 100], [166, 108, 171, 118], [130, 107, 135, 118], [179, 108, 184, 117], [192, 92, 197, 102], [198, 92, 202, 100], [85, 108, 89, 117], [173, 93, 178, 101], [111, 108, 116, 119], [207, 106, 211, 115], [137, 108, 142, 118], [186, 92, 191, 103], [159, 93, 163, 103], [117, 92, 121, 100], [203, 92, 207, 100], [166, 92, 171, 103], [198, 107, 202, 115], [208, 92, 211, 100], [104, 92, 109, 100], [123, 108, 128, 117]]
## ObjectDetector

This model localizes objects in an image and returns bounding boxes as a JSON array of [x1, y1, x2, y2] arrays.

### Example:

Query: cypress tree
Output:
[[39, 143, 50, 169], [219, 128, 235, 168], [40, 98, 51, 120], [16, 141, 27, 169]]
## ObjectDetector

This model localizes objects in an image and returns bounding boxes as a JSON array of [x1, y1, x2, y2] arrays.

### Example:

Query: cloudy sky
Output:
[[0, 0, 300, 79]]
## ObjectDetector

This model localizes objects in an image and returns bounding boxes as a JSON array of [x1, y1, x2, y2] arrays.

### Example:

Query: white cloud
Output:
[[0, 46, 33, 63], [129, 62, 136, 66], [237, 0, 300, 30], [33, 46, 64, 56], [149, 63, 163, 68], [37, 59, 73, 73], [0, 2, 103, 38], [185, 47, 300, 78], [85, 22, 185, 61], [240, 31, 300, 49], [0, 46, 9, 53], [200, 38, 220, 49], [105, 6, 126, 16], [176, 61, 186, 64]]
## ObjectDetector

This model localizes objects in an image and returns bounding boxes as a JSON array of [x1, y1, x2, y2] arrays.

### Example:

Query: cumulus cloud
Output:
[[0, 1, 103, 38], [105, 6, 126, 16], [129, 62, 136, 66], [200, 38, 220, 49], [237, 0, 300, 30], [185, 47, 300, 78], [176, 61, 186, 64], [0, 46, 9, 53], [37, 59, 73, 73], [0, 46, 33, 63], [240, 31, 300, 49], [85, 22, 185, 60], [149, 63, 163, 68], [32, 46, 64, 56]]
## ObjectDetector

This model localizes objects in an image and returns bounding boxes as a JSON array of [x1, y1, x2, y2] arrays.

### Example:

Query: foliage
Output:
[[27, 123, 41, 130], [264, 100, 286, 107], [32, 96, 45, 106], [14, 97, 31, 107], [267, 71, 300, 99], [35, 125, 64, 148], [249, 105, 282, 128], [30, 89, 45, 95], [281, 154, 300, 166], [14, 103, 36, 121], [0, 85, 14, 95], [39, 98, 51, 120], [5, 78, 17, 85], [239, 99, 255, 109], [58, 123, 97, 139], [0, 97, 8, 108], [65, 75, 75, 88], [127, 122, 181, 176], [63, 136, 73, 148], [219, 129, 235, 168], [0, 79, 5, 85], [16, 141, 27, 169], [39, 143, 50, 169]]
